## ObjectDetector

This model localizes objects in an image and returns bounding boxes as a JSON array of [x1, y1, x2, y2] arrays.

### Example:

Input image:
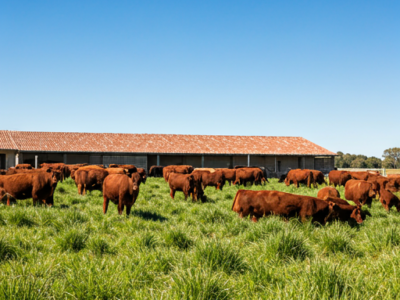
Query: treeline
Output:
[[335, 147, 400, 169]]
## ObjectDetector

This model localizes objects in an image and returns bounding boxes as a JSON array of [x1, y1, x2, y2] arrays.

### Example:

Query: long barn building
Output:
[[0, 131, 336, 176]]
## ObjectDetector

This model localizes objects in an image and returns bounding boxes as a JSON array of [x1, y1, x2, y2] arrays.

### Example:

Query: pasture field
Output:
[[1, 178, 400, 299]]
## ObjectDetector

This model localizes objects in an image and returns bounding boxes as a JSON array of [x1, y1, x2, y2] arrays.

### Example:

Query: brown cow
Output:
[[40, 163, 69, 182], [189, 171, 205, 201], [317, 187, 340, 200], [168, 173, 195, 200], [149, 166, 164, 177], [75, 168, 109, 195], [345, 179, 378, 207], [0, 170, 60, 205], [328, 170, 352, 187], [349, 171, 370, 181], [105, 168, 127, 175], [136, 168, 147, 184], [194, 168, 216, 173], [379, 187, 400, 212], [102, 174, 140, 216], [304, 170, 326, 187], [219, 169, 236, 186], [234, 168, 267, 186], [231, 190, 335, 224], [163, 165, 193, 181], [192, 170, 226, 190], [284, 169, 314, 188], [15, 164, 33, 170], [322, 197, 363, 224]]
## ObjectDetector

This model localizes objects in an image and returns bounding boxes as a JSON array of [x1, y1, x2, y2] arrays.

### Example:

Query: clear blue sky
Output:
[[1, 1, 399, 157]]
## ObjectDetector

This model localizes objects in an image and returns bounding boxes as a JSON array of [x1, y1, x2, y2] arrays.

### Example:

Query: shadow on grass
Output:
[[132, 209, 168, 222]]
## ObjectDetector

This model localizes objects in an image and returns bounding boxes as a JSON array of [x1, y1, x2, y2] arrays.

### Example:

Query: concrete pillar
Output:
[[201, 155, 204, 168], [157, 155, 160, 166], [15, 153, 19, 166], [247, 154, 250, 167], [35, 156, 38, 169]]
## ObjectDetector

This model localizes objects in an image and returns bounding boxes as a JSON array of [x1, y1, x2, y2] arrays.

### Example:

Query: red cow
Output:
[[317, 187, 340, 200], [345, 180, 378, 207]]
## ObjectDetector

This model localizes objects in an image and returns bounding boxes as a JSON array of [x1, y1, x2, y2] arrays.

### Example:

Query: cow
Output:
[[136, 168, 147, 184], [345, 179, 378, 207], [102, 173, 140, 216], [0, 170, 60, 206], [194, 168, 216, 173], [309, 170, 326, 186], [379, 188, 400, 213], [168, 173, 195, 201], [74, 168, 109, 195], [278, 174, 287, 183], [231, 190, 336, 224], [163, 165, 193, 182], [0, 170, 6, 175], [317, 187, 340, 200], [328, 170, 352, 187], [0, 187, 16, 206], [349, 172, 371, 181], [284, 169, 314, 188], [192, 170, 225, 190], [234, 168, 268, 186], [189, 171, 205, 201], [105, 168, 127, 175], [149, 166, 164, 177], [15, 164, 33, 170], [219, 168, 236, 186], [108, 164, 137, 175], [322, 197, 363, 224]]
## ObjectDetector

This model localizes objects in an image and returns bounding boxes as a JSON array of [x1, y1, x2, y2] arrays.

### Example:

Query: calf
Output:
[[345, 179, 378, 207], [103, 174, 140, 216], [231, 190, 335, 224], [168, 173, 195, 200], [317, 187, 340, 200]]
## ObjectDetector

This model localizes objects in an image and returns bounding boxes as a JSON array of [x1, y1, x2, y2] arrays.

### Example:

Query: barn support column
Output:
[[157, 155, 160, 166], [63, 154, 67, 164], [275, 156, 277, 172], [15, 153, 19, 166], [247, 155, 250, 167], [35, 156, 38, 169], [201, 155, 204, 168]]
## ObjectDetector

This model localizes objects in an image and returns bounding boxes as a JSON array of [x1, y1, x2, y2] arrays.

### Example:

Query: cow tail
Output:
[[231, 191, 240, 211]]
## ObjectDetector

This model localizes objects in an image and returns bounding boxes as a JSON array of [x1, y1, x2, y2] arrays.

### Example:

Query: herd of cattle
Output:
[[0, 163, 400, 225]]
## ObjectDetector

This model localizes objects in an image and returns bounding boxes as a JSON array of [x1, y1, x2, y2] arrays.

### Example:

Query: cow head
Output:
[[51, 171, 61, 186], [350, 205, 363, 224], [284, 177, 290, 186], [368, 185, 377, 198]]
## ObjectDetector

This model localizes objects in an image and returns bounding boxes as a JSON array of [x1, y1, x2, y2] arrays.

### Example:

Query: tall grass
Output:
[[0, 177, 399, 298]]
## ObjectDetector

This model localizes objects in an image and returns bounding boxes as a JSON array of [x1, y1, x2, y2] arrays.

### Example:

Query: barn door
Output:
[[0, 154, 5, 169]]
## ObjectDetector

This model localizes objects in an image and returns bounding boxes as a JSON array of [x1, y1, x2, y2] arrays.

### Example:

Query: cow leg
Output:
[[7, 195, 10, 206], [77, 184, 82, 195], [103, 196, 110, 214], [126, 205, 132, 216], [118, 202, 124, 215], [251, 215, 258, 222], [83, 184, 86, 196], [170, 189, 175, 199]]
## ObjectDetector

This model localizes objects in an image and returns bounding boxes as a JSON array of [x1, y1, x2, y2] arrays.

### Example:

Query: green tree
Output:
[[365, 157, 382, 168], [350, 157, 366, 168], [382, 148, 400, 169]]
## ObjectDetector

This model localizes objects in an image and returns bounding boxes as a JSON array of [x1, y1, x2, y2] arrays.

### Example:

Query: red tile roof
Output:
[[0, 130, 336, 155]]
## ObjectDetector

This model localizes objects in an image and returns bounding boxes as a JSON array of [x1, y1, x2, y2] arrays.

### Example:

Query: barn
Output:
[[0, 130, 336, 176]]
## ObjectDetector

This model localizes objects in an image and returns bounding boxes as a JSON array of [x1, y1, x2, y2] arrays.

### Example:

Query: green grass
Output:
[[0, 177, 400, 299]]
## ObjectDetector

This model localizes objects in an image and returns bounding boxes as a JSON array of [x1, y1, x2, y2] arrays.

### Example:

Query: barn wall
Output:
[[0, 150, 17, 169], [148, 155, 158, 169], [305, 157, 314, 169], [160, 155, 183, 166], [204, 155, 231, 168], [185, 156, 202, 168], [22, 152, 65, 167], [250, 156, 265, 166], [233, 156, 247, 167], [278, 156, 298, 172]]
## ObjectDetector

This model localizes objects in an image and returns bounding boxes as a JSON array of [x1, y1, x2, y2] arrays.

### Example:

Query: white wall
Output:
[[0, 150, 17, 169]]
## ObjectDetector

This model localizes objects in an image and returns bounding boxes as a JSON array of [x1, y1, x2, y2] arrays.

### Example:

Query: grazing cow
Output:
[[349, 172, 370, 181], [284, 169, 314, 188], [168, 173, 195, 200], [234, 168, 268, 186], [106, 168, 127, 175], [15, 164, 33, 170], [74, 168, 109, 195], [102, 174, 140, 216], [149, 166, 164, 177], [278, 174, 287, 183], [317, 187, 340, 200], [322, 197, 363, 224], [309, 170, 326, 186], [108, 164, 137, 175], [194, 168, 216, 173], [39, 163, 69, 182], [378, 181, 400, 212], [192, 170, 225, 190], [231, 190, 335, 224], [163, 165, 193, 181], [189, 171, 205, 201], [345, 179, 378, 207], [328, 170, 352, 187], [0, 170, 60, 205], [136, 168, 147, 184], [219, 169, 236, 186]]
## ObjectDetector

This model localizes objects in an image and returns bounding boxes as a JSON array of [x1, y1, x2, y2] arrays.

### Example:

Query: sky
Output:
[[1, 0, 399, 157]]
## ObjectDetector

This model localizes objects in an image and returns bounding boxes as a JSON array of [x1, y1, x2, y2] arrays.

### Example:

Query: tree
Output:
[[350, 157, 366, 168], [382, 148, 400, 169], [365, 157, 382, 168]]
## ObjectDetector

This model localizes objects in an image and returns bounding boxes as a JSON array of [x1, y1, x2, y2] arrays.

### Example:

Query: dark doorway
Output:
[[0, 154, 5, 169]]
